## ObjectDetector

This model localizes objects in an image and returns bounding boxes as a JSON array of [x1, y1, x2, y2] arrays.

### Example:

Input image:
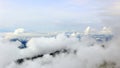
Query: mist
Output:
[[0, 31, 118, 68]]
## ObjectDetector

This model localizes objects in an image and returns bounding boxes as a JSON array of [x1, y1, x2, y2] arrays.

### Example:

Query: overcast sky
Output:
[[0, 0, 119, 32]]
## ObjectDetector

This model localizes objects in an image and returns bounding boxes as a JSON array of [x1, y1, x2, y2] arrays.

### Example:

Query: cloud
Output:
[[100, 0, 120, 36], [0, 39, 20, 68], [0, 31, 120, 68], [0, 0, 120, 68]]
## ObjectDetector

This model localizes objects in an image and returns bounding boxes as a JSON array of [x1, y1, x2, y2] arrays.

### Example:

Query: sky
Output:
[[0, 0, 119, 32]]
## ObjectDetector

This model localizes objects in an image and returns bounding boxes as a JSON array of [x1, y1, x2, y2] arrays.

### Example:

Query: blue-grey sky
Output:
[[0, 0, 119, 32]]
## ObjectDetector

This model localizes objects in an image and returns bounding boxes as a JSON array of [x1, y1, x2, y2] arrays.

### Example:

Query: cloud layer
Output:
[[0, 32, 120, 68]]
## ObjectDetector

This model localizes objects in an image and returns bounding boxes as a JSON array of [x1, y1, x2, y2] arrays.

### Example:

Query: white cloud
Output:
[[0, 32, 120, 68], [101, 0, 120, 36], [0, 39, 20, 68]]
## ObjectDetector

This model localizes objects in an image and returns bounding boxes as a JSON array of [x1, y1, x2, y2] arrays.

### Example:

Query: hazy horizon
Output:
[[1, 0, 117, 32]]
